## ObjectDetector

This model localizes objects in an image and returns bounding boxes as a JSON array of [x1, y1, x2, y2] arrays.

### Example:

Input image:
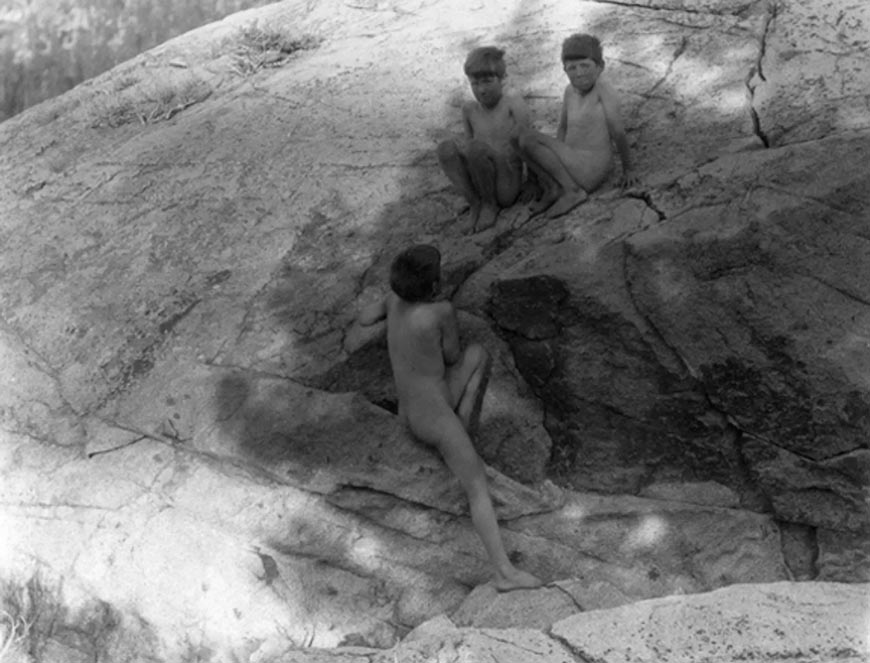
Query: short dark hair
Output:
[[464, 46, 506, 78], [390, 244, 441, 302], [561, 33, 603, 66]]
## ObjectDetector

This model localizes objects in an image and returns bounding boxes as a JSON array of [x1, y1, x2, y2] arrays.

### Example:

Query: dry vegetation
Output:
[[227, 21, 320, 76], [89, 74, 212, 128]]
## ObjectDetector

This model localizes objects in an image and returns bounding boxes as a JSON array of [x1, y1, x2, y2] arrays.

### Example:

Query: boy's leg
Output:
[[422, 411, 542, 591], [465, 141, 501, 232], [524, 159, 561, 216], [493, 155, 524, 230], [446, 343, 491, 437], [437, 139, 481, 227], [517, 132, 588, 217]]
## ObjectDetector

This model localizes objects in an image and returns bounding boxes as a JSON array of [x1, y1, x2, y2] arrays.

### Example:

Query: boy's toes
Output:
[[528, 193, 558, 217], [546, 190, 588, 218]]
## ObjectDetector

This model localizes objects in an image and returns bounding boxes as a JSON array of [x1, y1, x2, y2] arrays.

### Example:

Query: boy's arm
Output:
[[510, 94, 532, 134], [461, 102, 475, 140], [598, 81, 638, 188], [344, 296, 387, 354], [556, 87, 569, 142], [358, 297, 387, 326], [439, 302, 462, 366]]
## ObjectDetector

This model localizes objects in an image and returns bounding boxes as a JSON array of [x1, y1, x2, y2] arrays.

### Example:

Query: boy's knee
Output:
[[465, 140, 492, 162], [437, 139, 461, 162], [462, 461, 489, 497], [516, 130, 536, 153], [466, 343, 491, 371]]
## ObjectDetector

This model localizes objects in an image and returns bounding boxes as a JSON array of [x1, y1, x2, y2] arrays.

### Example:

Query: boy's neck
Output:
[[572, 81, 596, 96], [479, 95, 503, 110]]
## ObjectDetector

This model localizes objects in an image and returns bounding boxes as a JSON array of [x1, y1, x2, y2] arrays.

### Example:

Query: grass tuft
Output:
[[227, 21, 319, 76], [90, 76, 212, 128], [0, 611, 31, 663]]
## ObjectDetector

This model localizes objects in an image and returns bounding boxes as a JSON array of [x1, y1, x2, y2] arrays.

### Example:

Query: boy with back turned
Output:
[[359, 245, 542, 591]]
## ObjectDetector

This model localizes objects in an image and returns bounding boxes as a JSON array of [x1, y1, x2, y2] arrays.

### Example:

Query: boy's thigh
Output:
[[494, 154, 524, 207], [551, 144, 612, 190], [410, 407, 483, 480], [445, 344, 487, 409]]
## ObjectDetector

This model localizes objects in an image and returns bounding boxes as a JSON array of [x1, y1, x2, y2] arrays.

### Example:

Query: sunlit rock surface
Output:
[[0, 0, 868, 660]]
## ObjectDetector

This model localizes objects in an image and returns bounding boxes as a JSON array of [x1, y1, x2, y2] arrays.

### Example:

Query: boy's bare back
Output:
[[386, 292, 458, 427]]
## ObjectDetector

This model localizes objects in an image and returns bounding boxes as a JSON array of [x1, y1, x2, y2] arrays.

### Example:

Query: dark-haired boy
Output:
[[437, 46, 531, 233], [518, 33, 638, 219], [359, 245, 542, 591]]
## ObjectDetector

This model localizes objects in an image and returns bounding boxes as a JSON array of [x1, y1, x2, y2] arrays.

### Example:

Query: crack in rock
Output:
[[745, 1, 778, 147]]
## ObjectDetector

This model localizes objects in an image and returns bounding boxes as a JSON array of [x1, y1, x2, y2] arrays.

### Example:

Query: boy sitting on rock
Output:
[[359, 244, 542, 591], [518, 33, 638, 219], [437, 46, 532, 233]]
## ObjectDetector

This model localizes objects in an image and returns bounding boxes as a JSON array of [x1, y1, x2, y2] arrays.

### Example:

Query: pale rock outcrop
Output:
[[0, 0, 868, 660]]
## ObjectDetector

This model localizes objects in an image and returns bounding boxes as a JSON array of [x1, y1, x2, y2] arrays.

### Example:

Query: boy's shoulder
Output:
[[388, 292, 452, 319]]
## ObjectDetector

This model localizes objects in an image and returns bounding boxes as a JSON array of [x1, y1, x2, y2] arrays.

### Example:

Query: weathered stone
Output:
[[374, 628, 576, 663], [0, 0, 869, 659], [450, 584, 579, 629], [639, 480, 740, 508], [506, 492, 788, 602], [551, 582, 870, 663], [742, 438, 869, 531], [778, 522, 818, 581], [752, 0, 870, 146], [817, 528, 870, 583]]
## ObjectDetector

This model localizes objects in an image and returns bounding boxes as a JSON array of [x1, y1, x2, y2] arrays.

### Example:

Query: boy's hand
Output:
[[519, 179, 543, 204], [344, 319, 386, 354], [619, 171, 640, 190]]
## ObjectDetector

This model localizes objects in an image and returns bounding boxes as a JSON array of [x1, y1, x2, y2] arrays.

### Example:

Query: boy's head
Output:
[[561, 34, 604, 92], [561, 34, 603, 66], [390, 244, 441, 302], [464, 46, 507, 78], [464, 46, 506, 108]]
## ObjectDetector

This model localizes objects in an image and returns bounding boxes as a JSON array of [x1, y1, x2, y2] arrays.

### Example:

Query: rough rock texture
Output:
[[0, 0, 868, 660], [281, 583, 870, 662], [551, 582, 870, 663]]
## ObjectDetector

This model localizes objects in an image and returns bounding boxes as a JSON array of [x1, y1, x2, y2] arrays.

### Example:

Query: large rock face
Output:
[[0, 0, 868, 660]]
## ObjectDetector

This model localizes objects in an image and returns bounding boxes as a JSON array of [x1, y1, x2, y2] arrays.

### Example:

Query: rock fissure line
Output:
[[626, 190, 668, 221], [646, 36, 689, 97], [327, 485, 468, 534], [550, 583, 586, 612], [546, 627, 597, 663], [755, 1, 777, 82], [589, 0, 732, 15], [86, 435, 149, 458], [801, 274, 870, 308], [745, 1, 777, 148]]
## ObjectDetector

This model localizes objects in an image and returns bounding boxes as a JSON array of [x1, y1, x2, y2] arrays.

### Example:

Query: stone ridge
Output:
[[0, 0, 868, 660]]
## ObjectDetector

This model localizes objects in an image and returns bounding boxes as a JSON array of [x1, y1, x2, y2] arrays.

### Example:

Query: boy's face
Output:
[[563, 58, 602, 92], [468, 73, 504, 108]]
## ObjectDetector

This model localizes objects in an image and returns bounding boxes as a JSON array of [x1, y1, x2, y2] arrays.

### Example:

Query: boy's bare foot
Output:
[[546, 189, 588, 218], [494, 567, 544, 592], [528, 190, 559, 217], [476, 205, 498, 232]]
